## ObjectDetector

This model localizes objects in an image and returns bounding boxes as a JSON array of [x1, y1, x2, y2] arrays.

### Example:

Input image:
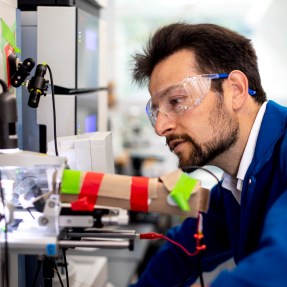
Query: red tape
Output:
[[130, 176, 149, 212], [71, 172, 104, 211]]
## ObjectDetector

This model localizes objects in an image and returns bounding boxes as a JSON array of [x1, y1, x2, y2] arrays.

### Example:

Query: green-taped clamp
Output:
[[170, 173, 198, 211], [1, 19, 21, 53], [61, 169, 82, 194]]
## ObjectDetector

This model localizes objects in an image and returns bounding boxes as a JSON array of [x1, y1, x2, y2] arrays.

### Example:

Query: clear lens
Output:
[[146, 75, 213, 127], [146, 100, 156, 126], [186, 76, 212, 96]]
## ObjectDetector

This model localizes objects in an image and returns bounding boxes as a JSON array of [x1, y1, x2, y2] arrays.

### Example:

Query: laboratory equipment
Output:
[[47, 131, 115, 173], [0, 147, 210, 286], [0, 150, 131, 286]]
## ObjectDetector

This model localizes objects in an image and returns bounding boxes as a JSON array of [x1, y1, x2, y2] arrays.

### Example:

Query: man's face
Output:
[[149, 49, 239, 171]]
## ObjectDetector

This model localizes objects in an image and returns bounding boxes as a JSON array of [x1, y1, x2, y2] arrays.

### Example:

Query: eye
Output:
[[168, 95, 188, 108], [166, 85, 189, 107], [169, 97, 182, 106]]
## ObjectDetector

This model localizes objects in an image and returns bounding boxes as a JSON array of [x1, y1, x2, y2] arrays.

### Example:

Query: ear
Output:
[[227, 70, 249, 110]]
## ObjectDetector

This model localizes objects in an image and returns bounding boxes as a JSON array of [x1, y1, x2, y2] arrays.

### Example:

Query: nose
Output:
[[154, 111, 176, 136]]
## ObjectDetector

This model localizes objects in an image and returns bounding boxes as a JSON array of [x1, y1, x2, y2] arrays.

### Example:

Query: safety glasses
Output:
[[146, 73, 256, 127]]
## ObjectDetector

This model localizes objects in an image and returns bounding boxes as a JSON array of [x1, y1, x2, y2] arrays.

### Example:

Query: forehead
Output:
[[149, 49, 198, 96]]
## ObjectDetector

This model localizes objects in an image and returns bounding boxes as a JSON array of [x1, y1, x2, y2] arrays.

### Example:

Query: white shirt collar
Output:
[[222, 101, 267, 203]]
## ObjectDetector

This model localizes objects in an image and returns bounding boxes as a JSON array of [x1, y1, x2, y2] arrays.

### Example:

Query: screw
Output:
[[48, 201, 55, 208], [39, 216, 49, 225]]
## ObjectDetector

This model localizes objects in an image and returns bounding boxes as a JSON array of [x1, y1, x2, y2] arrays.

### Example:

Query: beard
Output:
[[166, 96, 239, 173]]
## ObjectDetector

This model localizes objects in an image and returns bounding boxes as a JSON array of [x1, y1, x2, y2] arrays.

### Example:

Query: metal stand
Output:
[[42, 257, 55, 287]]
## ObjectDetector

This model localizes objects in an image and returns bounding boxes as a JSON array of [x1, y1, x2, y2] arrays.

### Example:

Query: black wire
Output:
[[183, 165, 220, 184], [32, 259, 42, 287], [61, 248, 69, 287], [198, 253, 205, 287], [46, 64, 59, 156], [185, 165, 219, 287], [53, 259, 64, 287], [26, 208, 35, 219], [0, 170, 9, 287], [177, 165, 219, 287], [199, 272, 205, 287]]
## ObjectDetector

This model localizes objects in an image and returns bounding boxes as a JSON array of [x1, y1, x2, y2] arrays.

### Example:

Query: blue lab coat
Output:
[[131, 100, 287, 287]]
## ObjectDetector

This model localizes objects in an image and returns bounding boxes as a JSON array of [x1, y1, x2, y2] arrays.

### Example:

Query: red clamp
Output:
[[130, 176, 149, 212], [71, 172, 104, 211]]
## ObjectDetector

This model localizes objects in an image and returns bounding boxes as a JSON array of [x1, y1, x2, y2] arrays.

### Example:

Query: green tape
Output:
[[1, 19, 21, 53], [170, 173, 198, 211], [61, 169, 82, 194]]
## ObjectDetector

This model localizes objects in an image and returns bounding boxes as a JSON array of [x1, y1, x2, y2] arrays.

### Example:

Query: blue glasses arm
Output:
[[217, 73, 229, 79], [215, 73, 256, 96], [248, 88, 256, 96]]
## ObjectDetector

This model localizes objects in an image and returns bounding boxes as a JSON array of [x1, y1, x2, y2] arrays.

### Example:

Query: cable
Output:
[[139, 213, 206, 287], [46, 64, 59, 156], [140, 231, 206, 256], [61, 248, 69, 287], [138, 164, 219, 287], [26, 208, 35, 220], [198, 252, 205, 287], [139, 213, 206, 257], [181, 165, 217, 287], [53, 259, 64, 287], [183, 165, 220, 184]]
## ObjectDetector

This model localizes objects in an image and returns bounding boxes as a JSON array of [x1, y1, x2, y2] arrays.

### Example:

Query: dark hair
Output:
[[132, 22, 266, 103]]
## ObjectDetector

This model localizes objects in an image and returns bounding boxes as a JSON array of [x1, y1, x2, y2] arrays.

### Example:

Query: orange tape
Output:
[[130, 176, 149, 212], [71, 172, 104, 211]]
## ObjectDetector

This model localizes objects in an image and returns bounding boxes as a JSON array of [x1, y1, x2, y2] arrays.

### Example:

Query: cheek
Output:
[[180, 112, 212, 141], [208, 101, 237, 140]]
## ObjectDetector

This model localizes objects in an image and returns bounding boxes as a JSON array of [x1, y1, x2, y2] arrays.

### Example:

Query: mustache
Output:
[[166, 134, 196, 148]]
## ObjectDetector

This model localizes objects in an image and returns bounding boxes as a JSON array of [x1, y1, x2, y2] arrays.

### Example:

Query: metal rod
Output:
[[59, 240, 131, 249], [67, 232, 136, 239]]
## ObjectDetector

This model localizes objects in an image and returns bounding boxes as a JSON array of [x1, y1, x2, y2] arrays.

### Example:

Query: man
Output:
[[130, 23, 287, 286]]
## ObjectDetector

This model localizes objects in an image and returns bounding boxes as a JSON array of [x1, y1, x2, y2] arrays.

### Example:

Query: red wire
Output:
[[139, 232, 206, 256], [139, 212, 206, 257]]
